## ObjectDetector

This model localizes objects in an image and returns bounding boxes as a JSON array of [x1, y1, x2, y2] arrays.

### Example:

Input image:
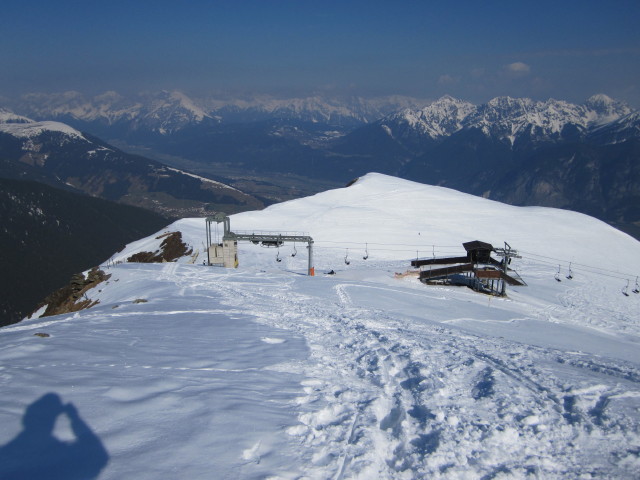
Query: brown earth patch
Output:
[[127, 231, 192, 263]]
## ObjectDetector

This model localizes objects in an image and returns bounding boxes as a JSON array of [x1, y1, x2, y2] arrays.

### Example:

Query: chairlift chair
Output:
[[344, 249, 350, 266], [554, 265, 562, 282], [276, 248, 282, 263], [622, 280, 629, 297], [566, 262, 573, 280], [291, 243, 297, 257], [363, 243, 369, 260], [633, 276, 639, 294]]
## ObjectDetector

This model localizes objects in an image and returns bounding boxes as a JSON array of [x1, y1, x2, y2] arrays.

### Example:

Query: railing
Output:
[[231, 230, 310, 238]]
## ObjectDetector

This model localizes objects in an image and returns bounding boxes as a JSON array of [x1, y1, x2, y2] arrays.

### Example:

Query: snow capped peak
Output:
[[4, 91, 637, 144], [376, 93, 637, 146], [120, 90, 218, 133], [0, 108, 33, 124], [434, 93, 458, 102], [485, 95, 532, 109], [424, 95, 476, 115], [464, 96, 592, 143], [379, 94, 600, 144], [586, 93, 616, 106], [10, 91, 141, 125], [381, 95, 476, 140], [95, 90, 124, 102], [6, 90, 432, 130], [0, 112, 86, 140], [202, 94, 422, 125], [584, 93, 633, 125], [161, 90, 210, 122]]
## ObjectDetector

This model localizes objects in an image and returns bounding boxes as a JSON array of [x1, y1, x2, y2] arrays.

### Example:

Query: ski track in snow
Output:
[[164, 265, 640, 479]]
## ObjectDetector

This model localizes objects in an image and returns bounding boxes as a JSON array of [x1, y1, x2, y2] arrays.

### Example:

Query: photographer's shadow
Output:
[[0, 392, 109, 480]]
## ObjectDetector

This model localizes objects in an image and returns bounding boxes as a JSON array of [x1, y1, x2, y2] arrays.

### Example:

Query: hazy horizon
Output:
[[2, 1, 639, 108], [2, 88, 634, 110]]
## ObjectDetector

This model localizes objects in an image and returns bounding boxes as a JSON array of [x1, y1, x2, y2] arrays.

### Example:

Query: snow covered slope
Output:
[[0, 107, 86, 140], [1, 173, 639, 479]]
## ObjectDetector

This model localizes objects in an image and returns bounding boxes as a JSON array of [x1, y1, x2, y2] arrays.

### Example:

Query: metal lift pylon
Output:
[[205, 213, 315, 276]]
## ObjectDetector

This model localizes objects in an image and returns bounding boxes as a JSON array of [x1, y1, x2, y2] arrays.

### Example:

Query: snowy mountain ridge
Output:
[[16, 91, 143, 125], [2, 173, 639, 479], [7, 91, 634, 145], [9, 91, 430, 132], [0, 110, 262, 216], [0, 107, 86, 141], [588, 110, 640, 145], [0, 108, 32, 124], [14, 90, 215, 134], [382, 95, 477, 140], [379, 94, 634, 144]]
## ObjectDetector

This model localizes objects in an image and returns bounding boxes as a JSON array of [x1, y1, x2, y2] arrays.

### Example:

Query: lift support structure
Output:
[[206, 213, 315, 276]]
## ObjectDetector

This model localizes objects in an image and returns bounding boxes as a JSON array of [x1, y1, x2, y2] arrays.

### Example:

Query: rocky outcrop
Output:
[[37, 268, 110, 318], [126, 231, 192, 263]]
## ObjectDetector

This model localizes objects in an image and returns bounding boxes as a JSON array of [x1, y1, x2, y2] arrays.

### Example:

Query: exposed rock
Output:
[[37, 267, 110, 318], [127, 231, 192, 263]]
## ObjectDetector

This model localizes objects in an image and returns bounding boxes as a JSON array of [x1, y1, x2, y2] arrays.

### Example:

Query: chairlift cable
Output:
[[521, 256, 632, 282], [519, 249, 636, 278], [311, 241, 635, 285]]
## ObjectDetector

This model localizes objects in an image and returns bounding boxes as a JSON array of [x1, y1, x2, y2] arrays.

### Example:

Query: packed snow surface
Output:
[[1, 173, 639, 479]]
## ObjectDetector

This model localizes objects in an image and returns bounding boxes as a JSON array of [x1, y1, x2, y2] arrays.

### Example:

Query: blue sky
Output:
[[2, 0, 639, 106]]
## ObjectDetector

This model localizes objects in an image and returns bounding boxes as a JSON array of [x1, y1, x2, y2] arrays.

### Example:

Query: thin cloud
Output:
[[505, 62, 531, 75]]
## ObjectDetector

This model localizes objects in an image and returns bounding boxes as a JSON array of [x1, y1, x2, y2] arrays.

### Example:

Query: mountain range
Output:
[[7, 90, 632, 139], [3, 91, 640, 237], [366, 94, 632, 147], [0, 108, 263, 217], [7, 90, 427, 133]]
